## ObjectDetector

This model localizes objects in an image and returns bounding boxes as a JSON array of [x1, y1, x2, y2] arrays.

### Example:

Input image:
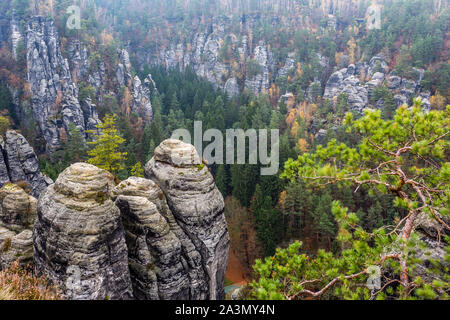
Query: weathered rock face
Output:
[[0, 130, 52, 198], [0, 184, 37, 232], [324, 65, 369, 114], [0, 229, 34, 269], [27, 17, 83, 152], [245, 41, 272, 93], [116, 49, 153, 124], [0, 184, 37, 269], [386, 69, 430, 111], [80, 98, 102, 137], [113, 177, 208, 300], [136, 16, 279, 95], [25, 17, 106, 153], [10, 14, 22, 60], [33, 163, 133, 300], [67, 40, 90, 84], [145, 140, 230, 300], [29, 140, 228, 300], [132, 76, 153, 123], [413, 213, 450, 283], [224, 77, 239, 97], [277, 55, 295, 79], [323, 55, 430, 114], [116, 49, 133, 87]]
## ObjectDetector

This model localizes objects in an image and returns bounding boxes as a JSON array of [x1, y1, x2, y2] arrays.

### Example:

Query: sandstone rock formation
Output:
[[323, 56, 430, 114], [0, 229, 34, 269], [26, 16, 100, 153], [113, 177, 207, 300], [116, 49, 153, 124], [10, 14, 22, 60], [413, 213, 450, 283], [32, 141, 229, 300], [0, 130, 52, 198], [34, 163, 133, 300], [145, 139, 230, 300], [324, 64, 369, 114], [245, 41, 272, 93], [136, 16, 277, 95], [0, 184, 37, 269]]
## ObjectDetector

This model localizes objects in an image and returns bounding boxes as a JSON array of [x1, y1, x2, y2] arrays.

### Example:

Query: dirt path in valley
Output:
[[225, 249, 248, 286]]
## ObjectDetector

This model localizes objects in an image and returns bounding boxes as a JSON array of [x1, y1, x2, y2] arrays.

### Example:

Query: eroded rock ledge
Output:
[[33, 140, 229, 300]]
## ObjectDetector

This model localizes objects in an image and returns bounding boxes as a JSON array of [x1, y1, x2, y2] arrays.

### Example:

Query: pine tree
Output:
[[141, 124, 152, 162], [251, 188, 282, 257], [382, 91, 397, 120], [149, 97, 165, 147], [0, 116, 10, 137], [64, 123, 87, 163], [87, 114, 127, 175], [131, 162, 144, 178], [215, 164, 228, 197], [365, 201, 384, 231], [255, 102, 450, 300], [169, 92, 180, 112], [147, 139, 156, 162], [312, 193, 336, 247]]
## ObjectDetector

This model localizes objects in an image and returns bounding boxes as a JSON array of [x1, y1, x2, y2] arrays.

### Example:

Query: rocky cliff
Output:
[[26, 17, 98, 153], [11, 13, 432, 156], [24, 17, 155, 153], [136, 16, 276, 96], [0, 130, 52, 198], [32, 139, 229, 300], [113, 177, 209, 300], [323, 56, 430, 114]]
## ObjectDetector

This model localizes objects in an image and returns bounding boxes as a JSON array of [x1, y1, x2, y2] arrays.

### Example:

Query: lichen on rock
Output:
[[0, 184, 37, 269]]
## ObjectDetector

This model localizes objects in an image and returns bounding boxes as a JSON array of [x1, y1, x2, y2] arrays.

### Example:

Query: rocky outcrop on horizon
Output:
[[135, 16, 276, 96], [324, 55, 431, 114]]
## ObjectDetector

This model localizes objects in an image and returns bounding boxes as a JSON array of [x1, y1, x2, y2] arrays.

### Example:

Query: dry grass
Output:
[[0, 262, 62, 300]]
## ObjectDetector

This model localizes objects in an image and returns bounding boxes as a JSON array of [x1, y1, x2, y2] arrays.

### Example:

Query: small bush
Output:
[[0, 261, 62, 300], [0, 238, 11, 253], [0, 116, 10, 137]]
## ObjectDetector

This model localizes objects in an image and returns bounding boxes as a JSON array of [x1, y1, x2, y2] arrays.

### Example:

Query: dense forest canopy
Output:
[[0, 0, 448, 300]]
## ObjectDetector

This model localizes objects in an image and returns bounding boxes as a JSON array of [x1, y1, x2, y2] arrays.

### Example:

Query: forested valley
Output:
[[0, 0, 448, 300]]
